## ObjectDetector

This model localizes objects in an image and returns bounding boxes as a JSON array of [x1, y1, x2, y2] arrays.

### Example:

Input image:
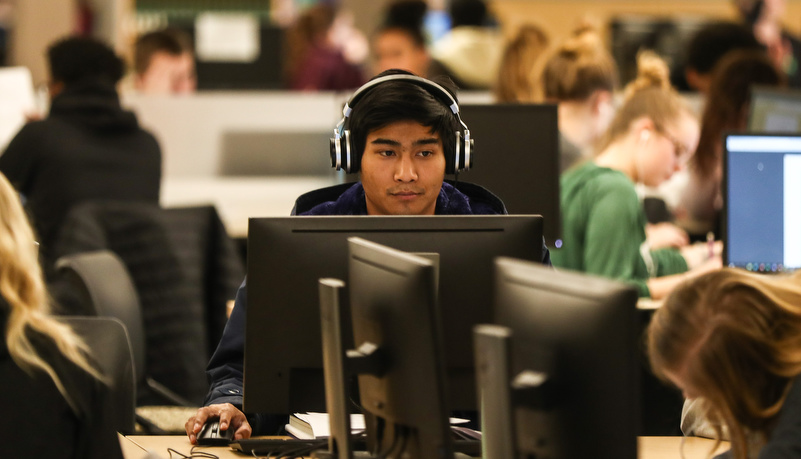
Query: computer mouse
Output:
[[197, 419, 236, 446]]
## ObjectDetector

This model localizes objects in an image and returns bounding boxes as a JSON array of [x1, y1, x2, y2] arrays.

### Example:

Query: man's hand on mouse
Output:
[[185, 403, 252, 444]]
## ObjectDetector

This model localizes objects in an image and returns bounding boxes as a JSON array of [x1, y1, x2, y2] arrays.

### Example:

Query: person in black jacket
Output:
[[0, 171, 122, 459], [185, 70, 551, 443], [0, 36, 162, 264]]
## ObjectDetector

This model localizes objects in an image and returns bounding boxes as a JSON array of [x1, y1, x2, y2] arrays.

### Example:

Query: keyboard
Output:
[[230, 437, 480, 457]]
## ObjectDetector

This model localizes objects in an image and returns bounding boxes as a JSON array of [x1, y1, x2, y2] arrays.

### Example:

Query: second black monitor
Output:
[[458, 104, 561, 247]]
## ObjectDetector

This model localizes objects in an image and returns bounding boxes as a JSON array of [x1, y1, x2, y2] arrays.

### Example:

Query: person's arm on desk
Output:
[[186, 280, 252, 443]]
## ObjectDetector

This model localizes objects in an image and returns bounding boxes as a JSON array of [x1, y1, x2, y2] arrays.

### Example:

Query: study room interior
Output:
[[3, 0, 801, 458]]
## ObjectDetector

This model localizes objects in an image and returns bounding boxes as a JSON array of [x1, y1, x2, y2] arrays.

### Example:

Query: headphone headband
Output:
[[342, 74, 461, 119], [330, 73, 473, 174]]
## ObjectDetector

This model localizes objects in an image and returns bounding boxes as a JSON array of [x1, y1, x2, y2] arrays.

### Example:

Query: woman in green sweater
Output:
[[553, 52, 721, 299]]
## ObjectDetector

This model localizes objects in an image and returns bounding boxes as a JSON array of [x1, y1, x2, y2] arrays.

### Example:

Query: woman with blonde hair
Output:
[[536, 26, 618, 172], [0, 172, 122, 458], [493, 23, 549, 103], [552, 52, 720, 299], [648, 268, 801, 459]]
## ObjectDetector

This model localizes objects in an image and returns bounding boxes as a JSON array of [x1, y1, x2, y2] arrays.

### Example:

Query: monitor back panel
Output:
[[244, 215, 543, 413], [748, 86, 801, 133], [458, 104, 561, 246], [723, 134, 801, 273]]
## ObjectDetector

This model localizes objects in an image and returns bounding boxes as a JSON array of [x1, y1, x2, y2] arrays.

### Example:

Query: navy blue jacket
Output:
[[203, 181, 551, 433]]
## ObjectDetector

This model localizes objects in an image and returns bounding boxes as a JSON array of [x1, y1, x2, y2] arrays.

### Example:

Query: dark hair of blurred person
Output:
[[373, 0, 431, 77], [684, 21, 762, 93], [450, 0, 488, 27], [47, 35, 124, 97]]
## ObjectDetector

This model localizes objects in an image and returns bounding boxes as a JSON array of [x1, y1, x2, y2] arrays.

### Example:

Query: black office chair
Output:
[[52, 202, 244, 406], [58, 316, 136, 434], [56, 250, 195, 433]]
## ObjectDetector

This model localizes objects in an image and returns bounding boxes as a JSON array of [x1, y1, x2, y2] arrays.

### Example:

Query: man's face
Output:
[[360, 120, 446, 216], [136, 51, 196, 95]]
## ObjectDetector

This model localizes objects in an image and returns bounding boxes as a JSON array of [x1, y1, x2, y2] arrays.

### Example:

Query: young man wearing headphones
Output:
[[185, 70, 551, 442]]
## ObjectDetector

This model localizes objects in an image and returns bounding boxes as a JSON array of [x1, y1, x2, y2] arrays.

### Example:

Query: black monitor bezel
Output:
[[243, 215, 543, 414]]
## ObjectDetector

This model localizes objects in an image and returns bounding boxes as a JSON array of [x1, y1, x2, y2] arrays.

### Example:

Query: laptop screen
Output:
[[724, 134, 801, 273]]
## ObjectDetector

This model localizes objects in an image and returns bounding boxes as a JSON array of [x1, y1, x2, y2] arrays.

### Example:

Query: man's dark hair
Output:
[[686, 21, 762, 74], [134, 28, 193, 75], [449, 0, 488, 28], [48, 36, 125, 86], [349, 69, 460, 172]]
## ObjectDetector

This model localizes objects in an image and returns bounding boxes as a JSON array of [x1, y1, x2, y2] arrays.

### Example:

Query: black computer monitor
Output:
[[474, 258, 639, 458], [346, 237, 453, 459], [243, 215, 543, 414], [458, 104, 561, 247], [723, 133, 801, 272]]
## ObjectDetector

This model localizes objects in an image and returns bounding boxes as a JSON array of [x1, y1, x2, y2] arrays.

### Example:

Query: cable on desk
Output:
[[167, 446, 219, 459]]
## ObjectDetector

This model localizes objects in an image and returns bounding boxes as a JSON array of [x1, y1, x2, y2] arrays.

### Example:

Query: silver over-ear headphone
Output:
[[329, 74, 473, 174]]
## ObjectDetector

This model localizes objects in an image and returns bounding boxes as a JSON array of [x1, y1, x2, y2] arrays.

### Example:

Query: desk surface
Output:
[[120, 435, 728, 458]]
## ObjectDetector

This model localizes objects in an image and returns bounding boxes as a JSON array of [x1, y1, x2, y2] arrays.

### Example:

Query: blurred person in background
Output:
[[734, 0, 801, 87], [493, 23, 549, 103], [553, 52, 721, 300], [681, 21, 762, 94], [284, 3, 365, 91], [535, 26, 617, 173], [133, 28, 196, 95], [373, 0, 431, 77], [0, 36, 161, 265], [676, 49, 784, 237], [429, 0, 502, 89]]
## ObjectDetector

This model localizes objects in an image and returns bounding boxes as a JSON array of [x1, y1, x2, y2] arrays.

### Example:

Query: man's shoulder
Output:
[[294, 182, 365, 216], [441, 181, 507, 215]]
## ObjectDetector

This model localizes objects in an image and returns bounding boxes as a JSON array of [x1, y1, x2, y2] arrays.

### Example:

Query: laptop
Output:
[[723, 133, 801, 273]]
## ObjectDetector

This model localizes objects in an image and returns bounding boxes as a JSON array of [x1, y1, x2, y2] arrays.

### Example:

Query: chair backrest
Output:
[[56, 250, 147, 386], [59, 316, 136, 434], [53, 202, 244, 405]]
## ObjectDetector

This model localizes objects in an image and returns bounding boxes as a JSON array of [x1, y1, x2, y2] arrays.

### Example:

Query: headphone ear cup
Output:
[[329, 136, 341, 170], [344, 130, 357, 173], [330, 130, 358, 173], [464, 137, 474, 171], [450, 130, 473, 174]]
